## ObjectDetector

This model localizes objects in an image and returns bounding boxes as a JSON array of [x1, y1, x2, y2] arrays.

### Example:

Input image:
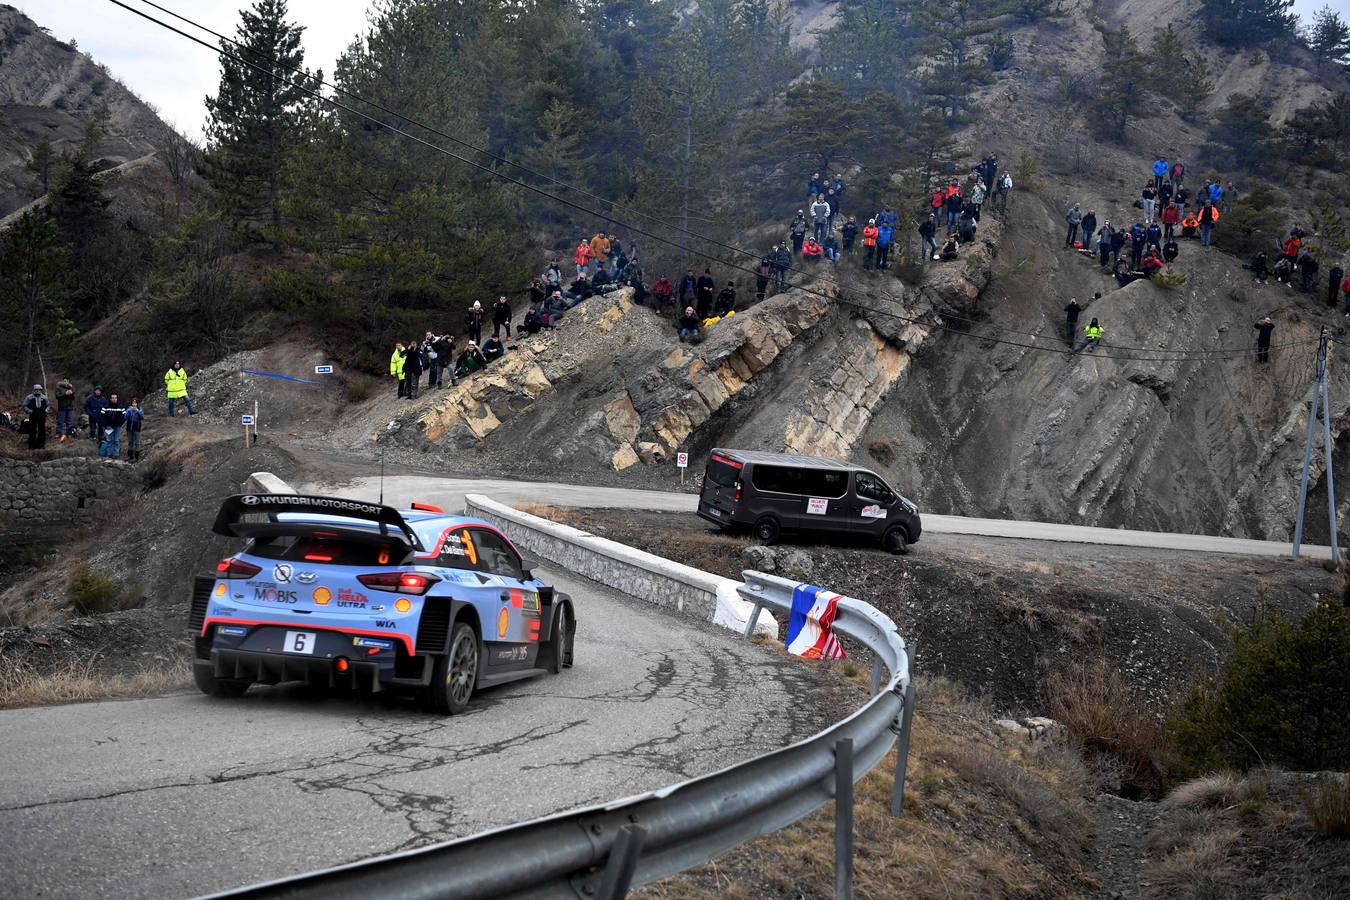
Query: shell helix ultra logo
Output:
[[497, 607, 510, 638]]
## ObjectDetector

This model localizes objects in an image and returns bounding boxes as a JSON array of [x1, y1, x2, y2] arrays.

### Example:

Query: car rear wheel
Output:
[[193, 664, 251, 698], [428, 622, 479, 715], [883, 525, 909, 555], [754, 515, 781, 545]]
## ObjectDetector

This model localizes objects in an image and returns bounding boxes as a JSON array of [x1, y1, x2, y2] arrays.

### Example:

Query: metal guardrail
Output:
[[216, 570, 915, 900]]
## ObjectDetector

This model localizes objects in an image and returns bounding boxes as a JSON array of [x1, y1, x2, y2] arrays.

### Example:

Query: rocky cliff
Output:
[[0, 4, 169, 217]]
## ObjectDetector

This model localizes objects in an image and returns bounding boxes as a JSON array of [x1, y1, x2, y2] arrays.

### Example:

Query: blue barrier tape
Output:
[[240, 369, 323, 386]]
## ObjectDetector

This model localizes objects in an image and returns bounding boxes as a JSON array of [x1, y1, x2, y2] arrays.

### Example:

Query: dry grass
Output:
[[639, 677, 1097, 900], [1163, 772, 1269, 812], [1142, 828, 1242, 899], [141, 430, 214, 490], [1303, 774, 1350, 838], [0, 656, 190, 709], [1047, 660, 1167, 797]]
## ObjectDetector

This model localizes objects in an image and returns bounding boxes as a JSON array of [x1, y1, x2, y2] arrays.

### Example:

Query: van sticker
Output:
[[806, 498, 829, 515], [861, 504, 887, 519]]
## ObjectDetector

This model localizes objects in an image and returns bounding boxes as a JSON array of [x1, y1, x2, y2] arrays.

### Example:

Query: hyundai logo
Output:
[[296, 571, 318, 584], [241, 495, 260, 506]]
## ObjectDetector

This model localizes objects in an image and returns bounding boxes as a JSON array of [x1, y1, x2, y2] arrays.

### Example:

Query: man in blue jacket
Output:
[[876, 221, 895, 269], [1129, 222, 1147, 268], [1152, 158, 1168, 191], [84, 386, 106, 441], [124, 397, 145, 462]]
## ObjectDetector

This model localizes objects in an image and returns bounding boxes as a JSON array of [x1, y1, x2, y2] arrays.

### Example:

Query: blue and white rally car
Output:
[[190, 494, 576, 714]]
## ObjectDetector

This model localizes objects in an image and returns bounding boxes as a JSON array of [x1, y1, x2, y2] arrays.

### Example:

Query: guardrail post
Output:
[[742, 601, 764, 638], [889, 680, 917, 817], [834, 738, 854, 900], [595, 822, 648, 899]]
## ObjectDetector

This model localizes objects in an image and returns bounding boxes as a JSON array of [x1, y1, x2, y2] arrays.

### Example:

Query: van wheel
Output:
[[754, 516, 781, 545], [883, 526, 909, 555]]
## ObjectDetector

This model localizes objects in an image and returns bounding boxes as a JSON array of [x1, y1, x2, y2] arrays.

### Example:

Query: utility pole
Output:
[[1292, 326, 1339, 566]]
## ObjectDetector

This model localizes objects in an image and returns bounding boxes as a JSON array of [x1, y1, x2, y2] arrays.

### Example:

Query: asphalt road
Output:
[[310, 475, 1326, 559], [0, 567, 831, 899]]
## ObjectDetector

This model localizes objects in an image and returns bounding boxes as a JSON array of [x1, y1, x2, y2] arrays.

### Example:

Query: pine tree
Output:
[[915, 0, 996, 122], [203, 0, 319, 232], [1308, 5, 1350, 71], [1149, 25, 1213, 120], [1199, 0, 1297, 48], [0, 211, 73, 391], [1205, 93, 1273, 171], [1090, 27, 1148, 141], [25, 139, 54, 195]]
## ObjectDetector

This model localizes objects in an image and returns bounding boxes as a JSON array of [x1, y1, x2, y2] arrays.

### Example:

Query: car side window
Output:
[[855, 472, 895, 504], [437, 528, 482, 571], [470, 528, 525, 580]]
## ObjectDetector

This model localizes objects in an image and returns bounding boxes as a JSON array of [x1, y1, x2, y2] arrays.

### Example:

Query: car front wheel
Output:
[[428, 622, 479, 715], [883, 526, 908, 555]]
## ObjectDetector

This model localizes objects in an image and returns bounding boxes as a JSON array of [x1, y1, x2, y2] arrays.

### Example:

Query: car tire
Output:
[[428, 622, 479, 715], [545, 605, 571, 674], [193, 663, 251, 698], [754, 515, 781, 545], [883, 526, 909, 555]]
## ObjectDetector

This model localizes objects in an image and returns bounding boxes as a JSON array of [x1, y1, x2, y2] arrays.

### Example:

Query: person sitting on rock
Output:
[[715, 281, 737, 316], [802, 237, 823, 262], [455, 342, 487, 378], [521, 305, 543, 334], [1248, 251, 1269, 284], [958, 216, 977, 244], [1074, 318, 1104, 353], [482, 335, 505, 363], [940, 234, 960, 260], [1162, 239, 1179, 262], [1142, 246, 1164, 277], [677, 306, 702, 343], [591, 261, 613, 290], [652, 275, 674, 309], [1180, 210, 1199, 239], [566, 274, 593, 305]]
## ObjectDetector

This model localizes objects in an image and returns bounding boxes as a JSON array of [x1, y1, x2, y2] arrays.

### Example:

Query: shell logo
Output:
[[312, 587, 332, 605], [497, 607, 510, 638]]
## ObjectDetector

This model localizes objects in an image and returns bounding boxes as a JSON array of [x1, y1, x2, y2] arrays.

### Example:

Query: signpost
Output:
[[677, 451, 688, 485], [241, 414, 255, 448], [315, 365, 334, 375]]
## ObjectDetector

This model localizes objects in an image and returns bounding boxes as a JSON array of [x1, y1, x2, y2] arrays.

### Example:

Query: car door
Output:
[[852, 471, 898, 539], [466, 527, 543, 670]]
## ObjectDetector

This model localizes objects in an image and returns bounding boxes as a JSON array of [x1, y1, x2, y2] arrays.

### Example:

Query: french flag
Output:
[[785, 584, 846, 659]]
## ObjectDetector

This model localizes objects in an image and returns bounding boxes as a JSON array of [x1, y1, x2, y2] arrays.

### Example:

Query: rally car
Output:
[[189, 493, 576, 714]]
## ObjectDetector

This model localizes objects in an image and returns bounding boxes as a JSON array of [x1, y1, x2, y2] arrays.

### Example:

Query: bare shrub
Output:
[[1303, 774, 1350, 838], [1047, 659, 1167, 797]]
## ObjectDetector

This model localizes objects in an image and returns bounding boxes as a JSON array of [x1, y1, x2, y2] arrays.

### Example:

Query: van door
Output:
[[852, 471, 898, 539], [699, 452, 743, 525]]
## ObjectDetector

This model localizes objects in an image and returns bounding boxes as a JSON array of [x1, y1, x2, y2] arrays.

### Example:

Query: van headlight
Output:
[[900, 498, 919, 514]]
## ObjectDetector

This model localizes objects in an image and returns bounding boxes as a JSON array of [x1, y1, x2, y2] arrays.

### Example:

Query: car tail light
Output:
[[216, 558, 261, 579], [735, 480, 742, 502], [358, 572, 440, 595]]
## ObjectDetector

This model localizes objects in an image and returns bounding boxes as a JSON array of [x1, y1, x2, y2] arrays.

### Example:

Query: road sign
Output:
[[314, 365, 334, 375], [677, 452, 689, 468], [241, 415, 255, 426]]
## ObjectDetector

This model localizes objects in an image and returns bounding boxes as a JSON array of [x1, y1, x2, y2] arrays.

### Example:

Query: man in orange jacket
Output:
[[574, 240, 593, 276], [589, 232, 611, 268], [862, 219, 879, 270]]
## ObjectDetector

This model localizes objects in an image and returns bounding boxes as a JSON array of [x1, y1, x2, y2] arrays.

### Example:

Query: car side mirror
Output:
[[519, 558, 537, 580]]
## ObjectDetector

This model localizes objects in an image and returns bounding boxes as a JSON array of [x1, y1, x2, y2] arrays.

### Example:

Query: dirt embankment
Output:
[[523, 506, 1337, 713], [0, 432, 302, 704]]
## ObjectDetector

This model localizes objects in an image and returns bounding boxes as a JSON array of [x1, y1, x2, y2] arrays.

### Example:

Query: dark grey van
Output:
[[696, 449, 922, 553]]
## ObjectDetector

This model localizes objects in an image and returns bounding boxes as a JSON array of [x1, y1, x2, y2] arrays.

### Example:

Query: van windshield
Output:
[[706, 454, 742, 488], [751, 464, 848, 498]]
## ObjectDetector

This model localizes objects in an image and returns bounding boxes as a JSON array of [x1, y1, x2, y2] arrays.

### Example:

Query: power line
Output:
[[109, 0, 1318, 364]]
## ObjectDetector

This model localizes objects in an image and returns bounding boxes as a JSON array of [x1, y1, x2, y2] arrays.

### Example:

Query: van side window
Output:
[[752, 465, 848, 498], [855, 472, 896, 504]]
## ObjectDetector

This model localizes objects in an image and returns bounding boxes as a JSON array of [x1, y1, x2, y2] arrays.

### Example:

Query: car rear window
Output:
[[751, 464, 848, 498], [247, 535, 400, 566], [706, 454, 742, 488]]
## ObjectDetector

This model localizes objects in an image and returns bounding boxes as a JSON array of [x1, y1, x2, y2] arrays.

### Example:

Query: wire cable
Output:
[[107, 0, 1318, 364]]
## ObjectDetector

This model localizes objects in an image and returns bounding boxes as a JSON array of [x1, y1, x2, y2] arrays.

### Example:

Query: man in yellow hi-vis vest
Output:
[[390, 342, 406, 397], [165, 359, 194, 416]]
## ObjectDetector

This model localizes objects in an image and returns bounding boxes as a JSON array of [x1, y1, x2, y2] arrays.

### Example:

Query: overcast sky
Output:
[[14, 0, 373, 138], [12, 0, 1347, 140]]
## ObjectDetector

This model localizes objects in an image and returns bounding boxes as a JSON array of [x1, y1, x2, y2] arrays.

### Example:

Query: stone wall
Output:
[[0, 455, 138, 525]]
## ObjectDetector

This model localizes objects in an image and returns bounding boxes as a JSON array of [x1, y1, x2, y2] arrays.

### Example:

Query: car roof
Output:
[[710, 448, 856, 471]]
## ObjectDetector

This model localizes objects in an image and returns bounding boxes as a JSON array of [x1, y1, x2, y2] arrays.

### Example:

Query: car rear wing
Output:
[[212, 494, 422, 549]]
